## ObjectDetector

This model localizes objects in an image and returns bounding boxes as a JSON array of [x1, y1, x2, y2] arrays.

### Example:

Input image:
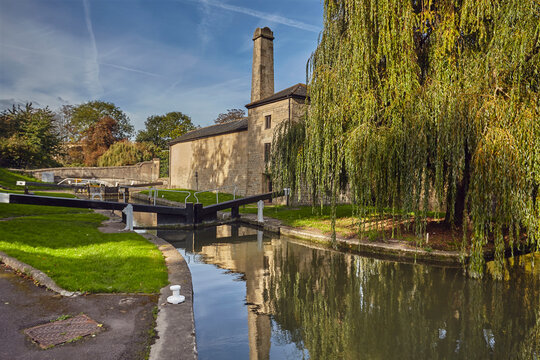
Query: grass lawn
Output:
[[241, 204, 447, 242], [140, 188, 239, 206], [0, 167, 40, 190], [0, 189, 168, 293], [0, 167, 60, 191], [241, 204, 368, 237]]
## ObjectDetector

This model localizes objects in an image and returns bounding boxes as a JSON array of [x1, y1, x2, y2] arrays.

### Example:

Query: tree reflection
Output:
[[268, 241, 539, 359]]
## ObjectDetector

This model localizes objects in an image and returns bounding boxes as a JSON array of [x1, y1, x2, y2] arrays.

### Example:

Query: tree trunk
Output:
[[447, 146, 471, 227]]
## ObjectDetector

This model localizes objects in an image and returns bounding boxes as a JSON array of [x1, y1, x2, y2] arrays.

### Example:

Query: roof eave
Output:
[[168, 127, 248, 146], [245, 93, 308, 109]]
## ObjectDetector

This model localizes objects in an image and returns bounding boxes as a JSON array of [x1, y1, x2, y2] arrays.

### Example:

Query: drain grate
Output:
[[24, 314, 102, 349]]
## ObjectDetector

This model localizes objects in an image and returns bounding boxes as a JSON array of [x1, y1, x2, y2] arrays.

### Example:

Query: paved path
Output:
[[0, 265, 158, 360]]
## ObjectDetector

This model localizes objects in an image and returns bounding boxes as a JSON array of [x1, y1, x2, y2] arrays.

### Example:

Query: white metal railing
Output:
[[57, 178, 112, 187], [147, 185, 239, 206], [148, 188, 192, 206], [194, 185, 237, 204]]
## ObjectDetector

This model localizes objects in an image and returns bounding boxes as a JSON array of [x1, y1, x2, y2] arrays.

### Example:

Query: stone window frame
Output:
[[264, 114, 271, 129]]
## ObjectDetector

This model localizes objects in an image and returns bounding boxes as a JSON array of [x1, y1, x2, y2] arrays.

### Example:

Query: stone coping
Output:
[[142, 231, 197, 360], [237, 213, 467, 266]]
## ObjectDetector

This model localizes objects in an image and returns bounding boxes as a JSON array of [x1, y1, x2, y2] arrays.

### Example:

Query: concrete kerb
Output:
[[0, 251, 82, 297], [141, 232, 198, 360]]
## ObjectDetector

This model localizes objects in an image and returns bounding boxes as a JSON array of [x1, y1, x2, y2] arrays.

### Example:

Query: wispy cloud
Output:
[[82, 0, 103, 98], [197, 1, 213, 46], [1, 43, 164, 78], [195, 0, 320, 33]]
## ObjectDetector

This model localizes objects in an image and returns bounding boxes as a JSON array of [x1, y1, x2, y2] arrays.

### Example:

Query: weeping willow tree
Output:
[[271, 0, 539, 278]]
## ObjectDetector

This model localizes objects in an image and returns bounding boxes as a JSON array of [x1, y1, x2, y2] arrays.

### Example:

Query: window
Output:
[[264, 143, 271, 162], [264, 115, 271, 129]]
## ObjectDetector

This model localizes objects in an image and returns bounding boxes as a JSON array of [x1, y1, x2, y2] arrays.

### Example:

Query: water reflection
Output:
[[159, 225, 539, 360]]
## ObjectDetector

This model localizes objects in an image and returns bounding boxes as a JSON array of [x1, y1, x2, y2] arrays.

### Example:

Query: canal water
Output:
[[150, 224, 539, 360]]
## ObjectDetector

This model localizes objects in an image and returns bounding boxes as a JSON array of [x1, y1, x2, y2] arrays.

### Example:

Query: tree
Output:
[[0, 103, 62, 168], [214, 108, 246, 124], [65, 101, 134, 141], [81, 116, 122, 166], [97, 140, 159, 167], [272, 0, 539, 278], [136, 111, 195, 149], [55, 105, 77, 143]]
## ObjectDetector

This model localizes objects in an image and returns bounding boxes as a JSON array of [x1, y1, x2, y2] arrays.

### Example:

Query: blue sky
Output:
[[0, 0, 323, 131]]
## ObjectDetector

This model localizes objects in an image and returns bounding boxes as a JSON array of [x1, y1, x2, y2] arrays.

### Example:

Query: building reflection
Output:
[[159, 225, 275, 359], [158, 225, 539, 360]]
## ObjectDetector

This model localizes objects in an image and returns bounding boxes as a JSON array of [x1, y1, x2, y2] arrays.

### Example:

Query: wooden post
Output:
[[231, 206, 240, 219], [185, 203, 194, 224], [193, 203, 203, 224]]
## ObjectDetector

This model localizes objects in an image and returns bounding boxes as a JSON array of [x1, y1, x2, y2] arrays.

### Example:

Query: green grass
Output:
[[0, 168, 40, 190], [240, 204, 360, 236], [141, 188, 239, 206], [0, 168, 59, 191], [0, 191, 168, 293], [240, 204, 445, 238]]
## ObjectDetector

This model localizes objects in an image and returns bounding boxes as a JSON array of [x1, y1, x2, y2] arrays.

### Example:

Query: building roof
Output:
[[246, 83, 308, 109], [169, 118, 248, 145]]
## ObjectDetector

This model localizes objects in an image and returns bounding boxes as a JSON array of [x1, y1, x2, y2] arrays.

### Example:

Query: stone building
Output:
[[169, 27, 308, 196]]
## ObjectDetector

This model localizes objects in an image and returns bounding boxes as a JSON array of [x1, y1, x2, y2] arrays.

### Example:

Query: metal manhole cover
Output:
[[24, 314, 102, 349]]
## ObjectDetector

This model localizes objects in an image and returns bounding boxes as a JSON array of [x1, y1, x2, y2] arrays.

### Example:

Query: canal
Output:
[[147, 224, 539, 360]]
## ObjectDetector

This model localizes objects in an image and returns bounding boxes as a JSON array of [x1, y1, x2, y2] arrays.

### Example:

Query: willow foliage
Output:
[[272, 0, 540, 278]]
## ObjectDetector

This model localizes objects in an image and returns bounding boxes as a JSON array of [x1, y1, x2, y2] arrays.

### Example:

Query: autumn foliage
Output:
[[81, 116, 123, 166]]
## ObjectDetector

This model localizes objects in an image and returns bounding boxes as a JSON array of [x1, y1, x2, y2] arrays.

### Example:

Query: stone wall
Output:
[[169, 130, 249, 195], [24, 159, 160, 185], [245, 98, 306, 196]]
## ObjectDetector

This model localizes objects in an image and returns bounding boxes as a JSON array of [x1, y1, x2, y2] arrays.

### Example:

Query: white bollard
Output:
[[167, 285, 185, 304], [257, 200, 264, 223], [122, 204, 134, 231]]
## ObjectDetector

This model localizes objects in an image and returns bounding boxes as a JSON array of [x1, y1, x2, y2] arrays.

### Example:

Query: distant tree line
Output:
[[0, 100, 196, 176]]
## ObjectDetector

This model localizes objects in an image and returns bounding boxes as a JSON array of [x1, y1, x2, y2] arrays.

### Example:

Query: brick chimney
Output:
[[251, 27, 274, 102]]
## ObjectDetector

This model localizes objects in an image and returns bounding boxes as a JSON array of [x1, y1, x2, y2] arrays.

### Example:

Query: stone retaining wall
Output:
[[19, 159, 161, 185]]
